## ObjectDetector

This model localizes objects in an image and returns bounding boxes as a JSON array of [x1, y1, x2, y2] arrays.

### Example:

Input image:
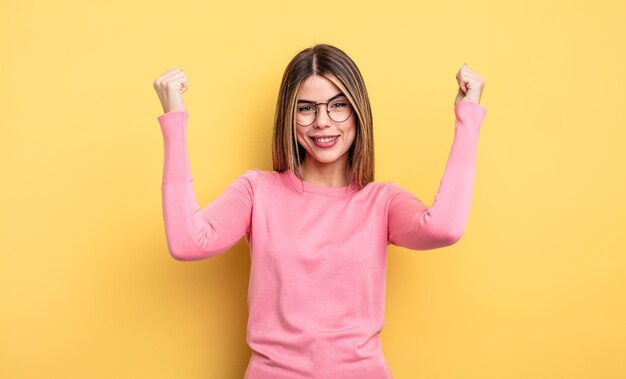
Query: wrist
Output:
[[462, 94, 481, 104]]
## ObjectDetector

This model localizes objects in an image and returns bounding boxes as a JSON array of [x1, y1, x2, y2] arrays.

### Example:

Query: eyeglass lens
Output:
[[296, 97, 352, 126]]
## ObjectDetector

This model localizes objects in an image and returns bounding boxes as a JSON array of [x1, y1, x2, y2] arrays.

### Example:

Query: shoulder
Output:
[[358, 178, 414, 201], [234, 168, 286, 189], [239, 168, 281, 181], [366, 178, 427, 211]]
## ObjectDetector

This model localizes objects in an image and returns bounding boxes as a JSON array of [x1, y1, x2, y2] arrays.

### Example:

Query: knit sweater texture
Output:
[[157, 100, 488, 378]]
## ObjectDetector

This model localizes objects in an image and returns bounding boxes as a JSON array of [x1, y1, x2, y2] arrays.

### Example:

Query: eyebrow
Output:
[[297, 92, 346, 104]]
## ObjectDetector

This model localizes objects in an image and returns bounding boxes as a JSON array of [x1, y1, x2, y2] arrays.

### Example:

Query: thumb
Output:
[[454, 87, 465, 105], [459, 79, 468, 93]]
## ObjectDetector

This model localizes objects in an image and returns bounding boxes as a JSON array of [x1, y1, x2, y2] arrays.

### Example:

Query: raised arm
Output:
[[158, 111, 257, 261], [387, 100, 488, 250]]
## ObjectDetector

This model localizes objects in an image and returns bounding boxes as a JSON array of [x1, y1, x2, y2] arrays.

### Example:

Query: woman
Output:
[[153, 44, 487, 379]]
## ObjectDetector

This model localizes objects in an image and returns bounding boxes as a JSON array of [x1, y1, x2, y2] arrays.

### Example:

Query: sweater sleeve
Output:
[[157, 111, 258, 261], [387, 100, 488, 250]]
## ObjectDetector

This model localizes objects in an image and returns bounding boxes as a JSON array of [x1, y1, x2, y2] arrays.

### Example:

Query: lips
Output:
[[310, 135, 339, 139], [310, 135, 340, 148]]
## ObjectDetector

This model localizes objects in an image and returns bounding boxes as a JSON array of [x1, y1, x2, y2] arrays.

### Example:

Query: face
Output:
[[295, 75, 356, 170]]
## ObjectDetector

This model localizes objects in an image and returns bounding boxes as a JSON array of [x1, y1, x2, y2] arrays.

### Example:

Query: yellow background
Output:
[[1, 0, 625, 378]]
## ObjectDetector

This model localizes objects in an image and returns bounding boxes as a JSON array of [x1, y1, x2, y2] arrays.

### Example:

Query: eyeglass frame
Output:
[[295, 94, 354, 127]]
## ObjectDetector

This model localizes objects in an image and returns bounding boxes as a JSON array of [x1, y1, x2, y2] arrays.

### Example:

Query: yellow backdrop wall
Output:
[[1, 0, 625, 378]]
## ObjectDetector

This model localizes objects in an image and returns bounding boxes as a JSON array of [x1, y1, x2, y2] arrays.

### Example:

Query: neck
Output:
[[299, 156, 350, 188]]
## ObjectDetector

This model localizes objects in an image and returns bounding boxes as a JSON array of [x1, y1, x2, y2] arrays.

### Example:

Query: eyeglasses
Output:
[[295, 97, 353, 126]]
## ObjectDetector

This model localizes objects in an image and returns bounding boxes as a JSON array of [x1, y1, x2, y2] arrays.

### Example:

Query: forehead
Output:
[[297, 75, 342, 99]]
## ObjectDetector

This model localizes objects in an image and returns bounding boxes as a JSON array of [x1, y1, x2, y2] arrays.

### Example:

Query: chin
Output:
[[307, 151, 348, 164]]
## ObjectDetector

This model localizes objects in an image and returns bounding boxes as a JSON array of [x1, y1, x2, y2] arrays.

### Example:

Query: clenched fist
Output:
[[153, 68, 189, 114], [454, 64, 486, 106]]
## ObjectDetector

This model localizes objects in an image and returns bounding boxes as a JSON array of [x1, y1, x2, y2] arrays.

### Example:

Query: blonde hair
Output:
[[272, 44, 374, 189]]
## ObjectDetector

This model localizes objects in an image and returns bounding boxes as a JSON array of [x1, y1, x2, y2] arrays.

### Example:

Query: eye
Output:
[[330, 101, 348, 109], [298, 105, 315, 112]]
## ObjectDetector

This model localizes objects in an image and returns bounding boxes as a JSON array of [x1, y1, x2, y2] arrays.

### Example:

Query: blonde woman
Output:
[[153, 44, 487, 379]]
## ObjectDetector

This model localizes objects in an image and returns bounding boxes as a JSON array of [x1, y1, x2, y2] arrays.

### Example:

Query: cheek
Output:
[[296, 132, 312, 152], [296, 130, 307, 145], [344, 123, 357, 145]]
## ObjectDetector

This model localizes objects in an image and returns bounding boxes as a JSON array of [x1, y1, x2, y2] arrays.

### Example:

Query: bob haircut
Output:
[[272, 44, 374, 190]]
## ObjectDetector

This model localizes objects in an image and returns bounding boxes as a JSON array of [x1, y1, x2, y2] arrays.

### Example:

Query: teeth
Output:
[[314, 136, 337, 143]]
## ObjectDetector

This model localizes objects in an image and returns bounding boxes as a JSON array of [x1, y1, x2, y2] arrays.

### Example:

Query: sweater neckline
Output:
[[286, 169, 358, 197]]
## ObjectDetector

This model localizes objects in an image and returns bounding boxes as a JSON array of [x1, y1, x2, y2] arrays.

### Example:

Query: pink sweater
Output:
[[157, 100, 488, 378]]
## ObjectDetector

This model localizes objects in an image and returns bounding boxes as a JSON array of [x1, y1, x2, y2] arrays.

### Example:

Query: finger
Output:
[[155, 70, 185, 89], [172, 79, 187, 92], [164, 74, 188, 92], [456, 72, 468, 92], [179, 79, 190, 92], [159, 68, 181, 78], [161, 69, 186, 82]]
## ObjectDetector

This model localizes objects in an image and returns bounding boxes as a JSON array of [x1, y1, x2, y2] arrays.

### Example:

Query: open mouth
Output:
[[310, 135, 340, 148], [310, 135, 339, 143]]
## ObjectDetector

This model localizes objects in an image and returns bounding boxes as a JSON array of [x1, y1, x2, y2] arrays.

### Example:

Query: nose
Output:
[[314, 104, 332, 128]]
